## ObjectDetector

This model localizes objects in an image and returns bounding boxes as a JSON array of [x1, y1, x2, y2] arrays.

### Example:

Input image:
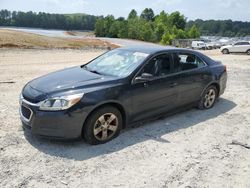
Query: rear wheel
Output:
[[222, 49, 229, 54], [198, 85, 218, 110], [83, 106, 122, 145], [247, 49, 250, 55]]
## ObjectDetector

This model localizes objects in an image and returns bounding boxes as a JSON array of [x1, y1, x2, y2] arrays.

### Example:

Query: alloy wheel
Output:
[[93, 113, 118, 141], [204, 88, 216, 108]]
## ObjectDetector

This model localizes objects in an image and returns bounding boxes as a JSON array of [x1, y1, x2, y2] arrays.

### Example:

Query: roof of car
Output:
[[118, 45, 206, 55], [117, 45, 215, 65], [118, 45, 176, 54]]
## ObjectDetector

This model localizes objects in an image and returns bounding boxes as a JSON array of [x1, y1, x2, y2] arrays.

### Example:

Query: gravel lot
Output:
[[0, 49, 250, 188]]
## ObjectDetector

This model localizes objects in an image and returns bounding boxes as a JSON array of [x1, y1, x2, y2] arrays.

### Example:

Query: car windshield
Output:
[[84, 49, 149, 77]]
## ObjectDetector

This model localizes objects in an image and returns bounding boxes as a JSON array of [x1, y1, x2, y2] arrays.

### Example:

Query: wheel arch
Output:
[[82, 101, 127, 135], [201, 82, 220, 98], [210, 83, 220, 95], [222, 48, 229, 53]]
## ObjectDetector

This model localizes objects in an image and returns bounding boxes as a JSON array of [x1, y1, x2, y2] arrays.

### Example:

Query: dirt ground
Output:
[[0, 49, 250, 188], [0, 29, 117, 49]]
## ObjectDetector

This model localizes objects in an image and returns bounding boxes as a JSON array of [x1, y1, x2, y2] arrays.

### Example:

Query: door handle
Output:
[[170, 82, 178, 87]]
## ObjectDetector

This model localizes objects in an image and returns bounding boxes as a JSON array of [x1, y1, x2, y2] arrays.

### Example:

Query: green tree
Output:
[[187, 19, 250, 37], [0, 9, 99, 30], [138, 21, 154, 41], [128, 9, 138, 20], [154, 23, 165, 41], [103, 15, 115, 37], [127, 18, 140, 39], [160, 31, 175, 45], [188, 25, 201, 38], [168, 11, 186, 30], [109, 21, 121, 38], [95, 18, 105, 36], [117, 20, 128, 38], [140, 8, 154, 21], [155, 11, 168, 26]]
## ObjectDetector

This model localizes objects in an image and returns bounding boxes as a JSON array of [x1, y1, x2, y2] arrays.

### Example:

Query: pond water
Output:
[[0, 27, 91, 38]]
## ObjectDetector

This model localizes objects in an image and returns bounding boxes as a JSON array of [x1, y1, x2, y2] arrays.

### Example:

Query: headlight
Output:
[[39, 93, 83, 111]]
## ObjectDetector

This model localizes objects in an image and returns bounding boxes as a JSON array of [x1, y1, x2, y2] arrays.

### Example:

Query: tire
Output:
[[222, 49, 229, 54], [198, 85, 218, 110], [83, 106, 122, 145], [247, 49, 250, 55]]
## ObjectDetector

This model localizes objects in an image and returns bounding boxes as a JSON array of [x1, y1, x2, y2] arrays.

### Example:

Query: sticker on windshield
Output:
[[133, 52, 149, 58]]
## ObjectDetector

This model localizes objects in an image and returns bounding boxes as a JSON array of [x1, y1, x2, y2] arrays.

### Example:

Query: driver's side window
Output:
[[140, 53, 171, 77]]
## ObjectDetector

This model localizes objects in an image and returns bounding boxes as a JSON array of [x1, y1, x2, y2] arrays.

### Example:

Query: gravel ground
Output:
[[0, 49, 250, 188]]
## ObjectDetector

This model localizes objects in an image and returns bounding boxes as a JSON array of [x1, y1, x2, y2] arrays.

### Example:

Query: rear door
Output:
[[130, 52, 179, 122], [239, 42, 250, 52], [172, 51, 210, 106], [231, 42, 249, 52]]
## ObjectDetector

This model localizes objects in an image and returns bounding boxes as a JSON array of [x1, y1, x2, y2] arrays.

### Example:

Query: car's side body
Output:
[[191, 41, 206, 50], [221, 41, 250, 54], [20, 47, 227, 140]]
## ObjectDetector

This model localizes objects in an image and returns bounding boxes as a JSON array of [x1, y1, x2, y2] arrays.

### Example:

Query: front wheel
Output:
[[222, 49, 229, 54], [247, 50, 250, 55], [83, 106, 122, 145], [198, 85, 218, 110]]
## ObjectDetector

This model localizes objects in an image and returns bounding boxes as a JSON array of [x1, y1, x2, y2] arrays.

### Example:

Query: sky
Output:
[[0, 0, 250, 21]]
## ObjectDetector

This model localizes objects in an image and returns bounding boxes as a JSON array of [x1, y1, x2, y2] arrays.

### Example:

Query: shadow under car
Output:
[[23, 98, 236, 161]]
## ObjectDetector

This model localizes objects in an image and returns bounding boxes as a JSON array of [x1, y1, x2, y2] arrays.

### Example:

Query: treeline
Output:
[[1, 9, 250, 39], [0, 9, 97, 30], [95, 9, 200, 45], [187, 19, 250, 37]]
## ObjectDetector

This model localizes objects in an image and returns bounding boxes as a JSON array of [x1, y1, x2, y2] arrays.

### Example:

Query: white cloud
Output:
[[0, 0, 249, 21]]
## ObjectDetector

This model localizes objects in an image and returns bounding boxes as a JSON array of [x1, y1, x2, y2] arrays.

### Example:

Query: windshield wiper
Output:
[[82, 65, 102, 75], [89, 70, 102, 75]]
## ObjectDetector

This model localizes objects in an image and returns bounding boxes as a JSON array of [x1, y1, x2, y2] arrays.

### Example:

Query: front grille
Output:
[[21, 105, 32, 121]]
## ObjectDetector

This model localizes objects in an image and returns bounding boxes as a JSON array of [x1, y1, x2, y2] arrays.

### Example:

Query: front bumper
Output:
[[20, 97, 89, 139]]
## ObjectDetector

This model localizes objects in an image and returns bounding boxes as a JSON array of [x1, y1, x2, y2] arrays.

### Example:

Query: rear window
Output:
[[173, 53, 206, 72], [235, 42, 249, 45]]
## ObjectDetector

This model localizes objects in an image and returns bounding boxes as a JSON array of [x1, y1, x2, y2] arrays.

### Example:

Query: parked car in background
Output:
[[192, 41, 206, 50], [205, 42, 222, 50], [20, 46, 227, 145], [220, 41, 250, 55], [205, 42, 214, 50]]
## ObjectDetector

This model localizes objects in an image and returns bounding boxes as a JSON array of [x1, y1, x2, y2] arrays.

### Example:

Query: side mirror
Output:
[[134, 73, 153, 83]]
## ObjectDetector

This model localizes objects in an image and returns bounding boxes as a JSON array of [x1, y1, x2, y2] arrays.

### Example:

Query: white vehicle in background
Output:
[[191, 41, 206, 50], [205, 42, 222, 49], [220, 41, 250, 55]]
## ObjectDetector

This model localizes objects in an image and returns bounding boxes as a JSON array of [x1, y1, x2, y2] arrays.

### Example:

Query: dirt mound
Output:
[[0, 29, 118, 49]]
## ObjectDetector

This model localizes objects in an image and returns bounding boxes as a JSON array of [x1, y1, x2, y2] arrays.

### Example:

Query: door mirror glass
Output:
[[135, 73, 153, 82]]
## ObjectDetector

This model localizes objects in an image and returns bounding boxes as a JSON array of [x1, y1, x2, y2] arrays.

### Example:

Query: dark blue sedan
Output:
[[20, 46, 227, 144]]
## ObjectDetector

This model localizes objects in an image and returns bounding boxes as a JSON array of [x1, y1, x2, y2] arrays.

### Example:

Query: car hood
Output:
[[22, 66, 119, 102]]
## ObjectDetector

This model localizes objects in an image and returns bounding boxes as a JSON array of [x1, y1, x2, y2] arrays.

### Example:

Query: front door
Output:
[[130, 53, 179, 122]]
